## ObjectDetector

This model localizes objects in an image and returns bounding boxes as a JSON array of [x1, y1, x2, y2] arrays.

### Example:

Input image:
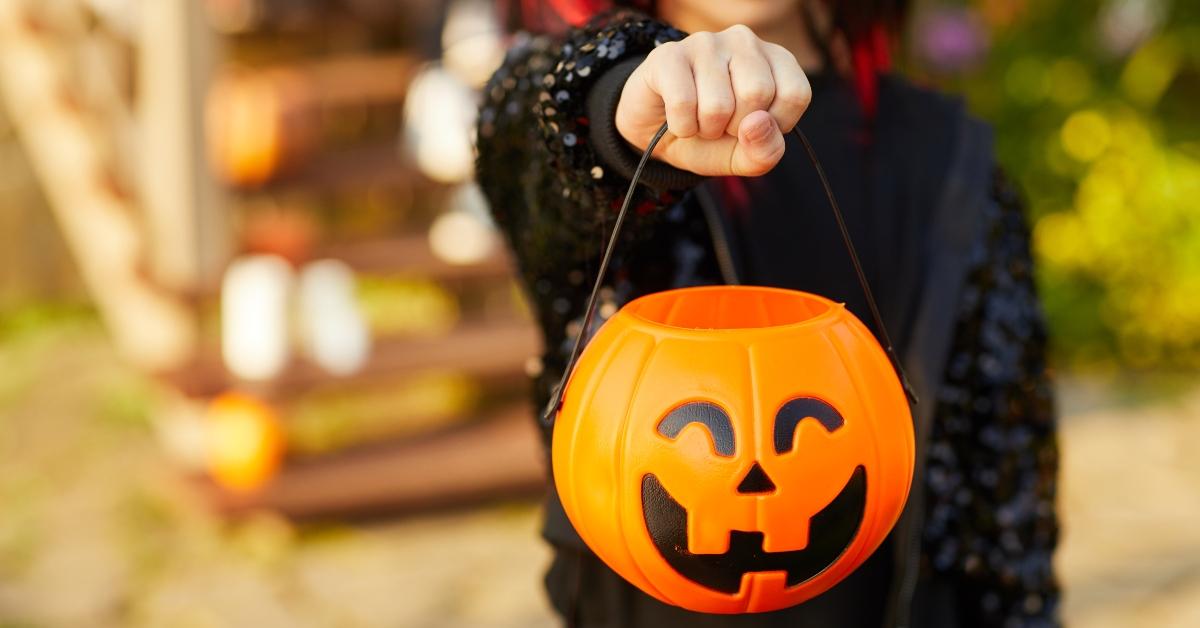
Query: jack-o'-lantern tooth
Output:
[[686, 495, 755, 554], [759, 505, 810, 554], [688, 516, 733, 555]]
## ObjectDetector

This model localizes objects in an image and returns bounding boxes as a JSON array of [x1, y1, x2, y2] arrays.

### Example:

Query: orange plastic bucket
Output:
[[544, 125, 916, 613], [552, 285, 914, 612]]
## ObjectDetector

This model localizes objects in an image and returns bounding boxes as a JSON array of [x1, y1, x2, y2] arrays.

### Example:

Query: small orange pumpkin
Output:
[[552, 285, 914, 613], [206, 392, 285, 492]]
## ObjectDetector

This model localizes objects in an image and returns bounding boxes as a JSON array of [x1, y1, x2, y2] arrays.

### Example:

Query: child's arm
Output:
[[476, 10, 810, 293], [475, 11, 692, 294], [924, 169, 1061, 625]]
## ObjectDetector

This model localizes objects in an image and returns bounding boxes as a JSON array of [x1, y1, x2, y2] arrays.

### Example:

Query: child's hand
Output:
[[615, 25, 811, 177]]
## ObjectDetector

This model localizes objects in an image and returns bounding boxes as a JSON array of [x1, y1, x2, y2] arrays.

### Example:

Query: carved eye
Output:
[[657, 402, 735, 457], [773, 397, 844, 454]]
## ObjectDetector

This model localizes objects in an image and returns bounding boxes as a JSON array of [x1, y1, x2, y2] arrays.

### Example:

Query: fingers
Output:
[[617, 25, 808, 177], [644, 43, 699, 138], [730, 110, 785, 176], [761, 43, 812, 133], [690, 34, 736, 140], [726, 29, 776, 136]]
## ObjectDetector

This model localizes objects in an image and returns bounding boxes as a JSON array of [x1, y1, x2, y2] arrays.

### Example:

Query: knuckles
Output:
[[699, 97, 736, 120], [738, 83, 776, 110], [684, 31, 717, 54], [776, 83, 813, 111], [722, 24, 757, 42], [644, 40, 682, 65], [683, 25, 762, 56], [665, 96, 699, 118]]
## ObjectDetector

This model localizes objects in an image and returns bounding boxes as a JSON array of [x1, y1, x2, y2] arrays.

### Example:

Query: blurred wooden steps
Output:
[[318, 233, 513, 279], [162, 318, 541, 399], [196, 402, 545, 520]]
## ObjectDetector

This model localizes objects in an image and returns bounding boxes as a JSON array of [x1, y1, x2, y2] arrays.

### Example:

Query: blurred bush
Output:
[[918, 0, 1200, 369]]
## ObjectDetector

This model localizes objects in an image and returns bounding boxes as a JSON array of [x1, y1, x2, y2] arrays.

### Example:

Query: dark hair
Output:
[[498, 0, 909, 116]]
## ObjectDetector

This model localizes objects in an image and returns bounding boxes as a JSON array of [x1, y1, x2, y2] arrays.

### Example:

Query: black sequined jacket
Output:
[[476, 10, 1059, 628]]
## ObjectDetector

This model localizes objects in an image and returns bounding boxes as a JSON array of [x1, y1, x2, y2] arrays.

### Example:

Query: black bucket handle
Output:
[[541, 123, 918, 427]]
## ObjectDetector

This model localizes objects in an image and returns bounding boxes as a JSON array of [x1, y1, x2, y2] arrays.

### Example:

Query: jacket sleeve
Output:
[[923, 169, 1062, 626], [475, 11, 698, 314]]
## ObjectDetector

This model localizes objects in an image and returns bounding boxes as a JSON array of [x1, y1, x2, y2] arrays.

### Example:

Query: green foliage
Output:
[[930, 0, 1200, 368], [0, 301, 96, 345]]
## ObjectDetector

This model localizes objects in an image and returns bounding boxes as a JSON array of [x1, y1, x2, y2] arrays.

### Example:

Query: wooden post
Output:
[[0, 0, 195, 370], [138, 0, 230, 292]]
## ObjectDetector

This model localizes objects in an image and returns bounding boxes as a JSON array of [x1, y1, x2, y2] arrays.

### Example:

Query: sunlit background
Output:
[[0, 0, 1196, 626]]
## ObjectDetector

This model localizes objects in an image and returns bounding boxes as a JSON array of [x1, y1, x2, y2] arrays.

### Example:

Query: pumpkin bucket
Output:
[[545, 125, 917, 614]]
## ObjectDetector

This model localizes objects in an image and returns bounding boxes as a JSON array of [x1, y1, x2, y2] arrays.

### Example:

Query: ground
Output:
[[0, 315, 1198, 627]]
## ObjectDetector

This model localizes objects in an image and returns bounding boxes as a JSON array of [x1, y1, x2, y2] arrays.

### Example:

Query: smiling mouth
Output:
[[640, 466, 866, 594]]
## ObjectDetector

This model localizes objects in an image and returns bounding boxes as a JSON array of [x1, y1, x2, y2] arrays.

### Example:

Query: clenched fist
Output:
[[615, 24, 811, 177]]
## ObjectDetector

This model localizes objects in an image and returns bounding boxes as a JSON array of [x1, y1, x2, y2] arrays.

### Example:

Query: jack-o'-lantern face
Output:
[[553, 286, 914, 614], [642, 398, 865, 595]]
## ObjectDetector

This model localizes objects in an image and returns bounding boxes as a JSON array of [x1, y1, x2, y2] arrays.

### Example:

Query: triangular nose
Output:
[[736, 462, 776, 494]]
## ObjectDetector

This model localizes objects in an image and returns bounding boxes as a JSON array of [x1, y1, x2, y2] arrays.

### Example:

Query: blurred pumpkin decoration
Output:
[[548, 126, 916, 613], [205, 392, 285, 492], [206, 70, 313, 186]]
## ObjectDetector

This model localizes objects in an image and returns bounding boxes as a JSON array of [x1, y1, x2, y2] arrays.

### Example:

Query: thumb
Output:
[[730, 110, 785, 177]]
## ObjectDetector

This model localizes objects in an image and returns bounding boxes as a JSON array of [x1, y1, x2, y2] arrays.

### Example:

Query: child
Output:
[[476, 1, 1059, 625]]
